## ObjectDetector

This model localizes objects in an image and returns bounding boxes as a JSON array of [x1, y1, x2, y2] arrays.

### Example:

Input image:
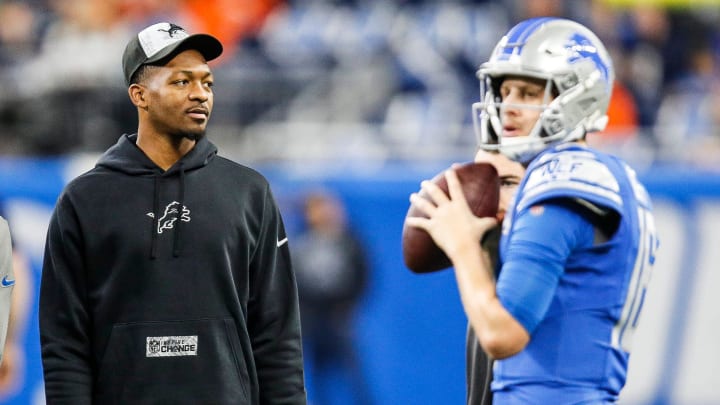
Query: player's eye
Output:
[[500, 177, 520, 188], [522, 87, 542, 99]]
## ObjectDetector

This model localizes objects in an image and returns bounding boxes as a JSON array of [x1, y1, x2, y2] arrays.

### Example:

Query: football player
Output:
[[407, 17, 658, 404]]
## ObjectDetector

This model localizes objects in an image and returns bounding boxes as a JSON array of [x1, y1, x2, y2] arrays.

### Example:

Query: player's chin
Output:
[[175, 128, 206, 142]]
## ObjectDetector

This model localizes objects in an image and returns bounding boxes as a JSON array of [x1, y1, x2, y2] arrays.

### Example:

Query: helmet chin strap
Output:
[[498, 132, 546, 165], [498, 124, 588, 164]]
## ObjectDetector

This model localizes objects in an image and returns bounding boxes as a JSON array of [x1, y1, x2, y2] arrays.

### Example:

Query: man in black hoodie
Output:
[[39, 22, 307, 405]]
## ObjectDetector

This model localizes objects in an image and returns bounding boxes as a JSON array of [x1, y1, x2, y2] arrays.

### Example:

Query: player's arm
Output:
[[248, 186, 306, 404], [408, 170, 597, 359], [39, 194, 93, 404], [453, 199, 597, 359], [450, 230, 529, 359]]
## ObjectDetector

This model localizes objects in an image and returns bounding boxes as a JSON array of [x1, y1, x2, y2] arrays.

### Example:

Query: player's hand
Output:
[[406, 167, 498, 259]]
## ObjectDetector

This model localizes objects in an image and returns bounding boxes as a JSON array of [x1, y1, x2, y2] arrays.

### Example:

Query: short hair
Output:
[[129, 65, 159, 86]]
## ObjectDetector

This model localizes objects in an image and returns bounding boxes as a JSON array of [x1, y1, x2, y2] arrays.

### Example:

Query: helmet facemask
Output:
[[472, 74, 560, 164]]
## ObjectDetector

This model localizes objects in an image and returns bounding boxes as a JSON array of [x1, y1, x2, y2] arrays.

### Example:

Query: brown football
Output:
[[402, 162, 500, 273]]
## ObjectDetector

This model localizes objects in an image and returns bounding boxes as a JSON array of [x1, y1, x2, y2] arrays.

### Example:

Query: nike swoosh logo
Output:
[[1, 276, 15, 288], [277, 237, 288, 248]]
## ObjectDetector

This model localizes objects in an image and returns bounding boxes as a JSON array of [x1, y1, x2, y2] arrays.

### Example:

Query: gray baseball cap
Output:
[[122, 22, 223, 86]]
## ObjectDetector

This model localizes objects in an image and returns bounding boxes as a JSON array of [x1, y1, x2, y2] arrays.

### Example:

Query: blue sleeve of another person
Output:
[[496, 201, 595, 334]]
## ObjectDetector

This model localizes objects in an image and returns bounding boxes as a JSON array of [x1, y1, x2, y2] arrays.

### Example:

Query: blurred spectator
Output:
[[179, 0, 284, 62], [617, 5, 709, 131], [654, 26, 720, 169], [4, 0, 135, 155], [0, 0, 720, 165], [13, 0, 131, 95], [606, 81, 640, 138], [291, 190, 372, 405], [0, 1, 43, 67], [585, 0, 639, 143], [117, 0, 182, 28], [587, 81, 640, 150], [615, 5, 667, 130]]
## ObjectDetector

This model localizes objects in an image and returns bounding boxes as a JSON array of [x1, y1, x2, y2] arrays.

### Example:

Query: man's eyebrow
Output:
[[499, 174, 521, 182], [177, 70, 213, 78]]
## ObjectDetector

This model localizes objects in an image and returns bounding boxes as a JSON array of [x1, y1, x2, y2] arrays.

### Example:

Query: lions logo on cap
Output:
[[158, 23, 185, 38]]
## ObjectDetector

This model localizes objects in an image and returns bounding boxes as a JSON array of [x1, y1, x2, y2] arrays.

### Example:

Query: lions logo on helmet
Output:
[[472, 17, 615, 164]]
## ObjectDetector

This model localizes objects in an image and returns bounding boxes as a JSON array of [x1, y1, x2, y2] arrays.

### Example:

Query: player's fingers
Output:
[[420, 180, 449, 204], [475, 216, 499, 232], [409, 193, 437, 215], [405, 216, 430, 230], [444, 169, 467, 203]]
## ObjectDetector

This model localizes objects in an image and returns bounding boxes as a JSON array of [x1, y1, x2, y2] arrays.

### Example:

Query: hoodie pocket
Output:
[[95, 318, 251, 405]]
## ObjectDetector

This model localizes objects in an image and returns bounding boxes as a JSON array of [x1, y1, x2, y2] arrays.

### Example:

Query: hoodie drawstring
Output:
[[150, 174, 160, 259], [149, 164, 186, 259], [172, 163, 185, 257]]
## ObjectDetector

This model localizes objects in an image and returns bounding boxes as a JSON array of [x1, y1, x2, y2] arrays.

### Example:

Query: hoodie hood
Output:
[[96, 133, 218, 259], [96, 133, 218, 175]]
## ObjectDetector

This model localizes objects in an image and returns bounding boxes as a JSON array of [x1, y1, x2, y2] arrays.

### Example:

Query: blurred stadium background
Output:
[[1, 0, 719, 404]]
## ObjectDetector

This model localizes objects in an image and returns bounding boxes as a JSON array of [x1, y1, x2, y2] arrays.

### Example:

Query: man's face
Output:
[[474, 149, 525, 222], [141, 49, 214, 140], [498, 76, 550, 139]]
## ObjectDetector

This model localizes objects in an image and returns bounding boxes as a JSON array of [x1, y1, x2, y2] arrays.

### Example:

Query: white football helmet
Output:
[[472, 17, 615, 164]]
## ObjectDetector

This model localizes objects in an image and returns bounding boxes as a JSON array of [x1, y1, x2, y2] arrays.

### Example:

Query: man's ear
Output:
[[128, 84, 147, 108]]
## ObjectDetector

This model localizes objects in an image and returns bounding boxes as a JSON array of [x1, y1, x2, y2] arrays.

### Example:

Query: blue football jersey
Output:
[[493, 143, 658, 403]]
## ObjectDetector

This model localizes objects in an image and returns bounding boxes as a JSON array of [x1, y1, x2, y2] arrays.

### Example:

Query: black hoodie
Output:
[[40, 134, 306, 404]]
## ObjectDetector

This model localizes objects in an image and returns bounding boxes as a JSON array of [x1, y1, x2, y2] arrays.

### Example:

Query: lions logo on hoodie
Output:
[[147, 201, 191, 234]]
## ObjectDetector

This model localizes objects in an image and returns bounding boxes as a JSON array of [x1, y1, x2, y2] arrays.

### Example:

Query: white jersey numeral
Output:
[[612, 206, 658, 352]]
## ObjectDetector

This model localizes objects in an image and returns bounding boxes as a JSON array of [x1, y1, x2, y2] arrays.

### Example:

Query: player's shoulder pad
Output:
[[517, 148, 623, 212]]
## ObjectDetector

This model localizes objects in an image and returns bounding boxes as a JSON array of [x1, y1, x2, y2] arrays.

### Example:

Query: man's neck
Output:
[[136, 131, 196, 171]]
